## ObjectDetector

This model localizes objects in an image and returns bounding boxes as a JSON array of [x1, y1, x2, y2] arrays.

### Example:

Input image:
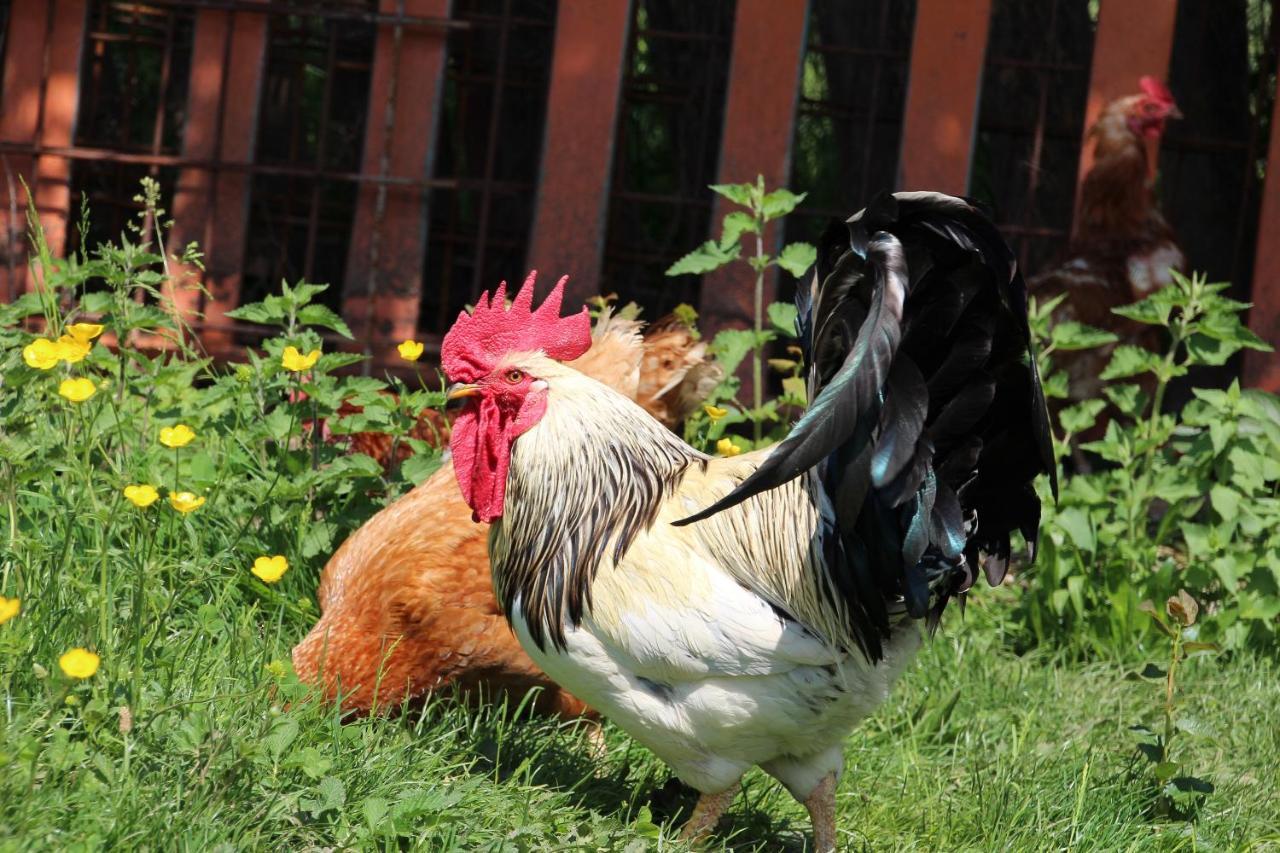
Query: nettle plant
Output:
[[665, 177, 816, 451], [1024, 271, 1277, 654]]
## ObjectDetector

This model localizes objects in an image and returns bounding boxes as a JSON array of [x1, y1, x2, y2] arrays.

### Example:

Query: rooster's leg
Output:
[[677, 782, 740, 843], [803, 773, 837, 853]]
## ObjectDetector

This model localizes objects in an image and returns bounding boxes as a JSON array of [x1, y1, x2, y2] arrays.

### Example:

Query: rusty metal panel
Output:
[[698, 0, 807, 335], [1074, 0, 1177, 202], [343, 0, 451, 354], [899, 0, 992, 195], [0, 0, 51, 298], [525, 0, 632, 308], [1245, 71, 1280, 391]]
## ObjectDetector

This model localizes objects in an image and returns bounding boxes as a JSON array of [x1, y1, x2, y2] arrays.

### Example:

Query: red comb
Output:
[[1139, 76, 1175, 106], [441, 270, 592, 382]]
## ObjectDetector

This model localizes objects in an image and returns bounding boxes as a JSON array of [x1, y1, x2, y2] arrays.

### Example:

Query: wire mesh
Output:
[[787, 0, 916, 257], [239, 1, 378, 317], [601, 0, 736, 319], [970, 0, 1095, 278], [421, 0, 557, 336]]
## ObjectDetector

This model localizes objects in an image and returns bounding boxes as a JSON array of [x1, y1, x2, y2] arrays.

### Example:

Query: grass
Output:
[[2, 554, 1277, 851]]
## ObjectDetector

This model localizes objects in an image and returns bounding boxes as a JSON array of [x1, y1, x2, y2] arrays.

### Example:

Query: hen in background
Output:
[[292, 310, 718, 718], [1031, 76, 1183, 402]]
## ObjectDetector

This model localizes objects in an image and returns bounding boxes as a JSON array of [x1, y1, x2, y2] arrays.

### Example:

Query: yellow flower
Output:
[[54, 335, 92, 364], [251, 555, 289, 584], [66, 323, 104, 342], [281, 346, 321, 372], [703, 405, 728, 421], [716, 438, 742, 457], [159, 424, 196, 448], [168, 491, 206, 513], [123, 484, 160, 508], [397, 339, 425, 362], [58, 377, 97, 403], [22, 338, 60, 370], [0, 596, 19, 625], [59, 648, 100, 679]]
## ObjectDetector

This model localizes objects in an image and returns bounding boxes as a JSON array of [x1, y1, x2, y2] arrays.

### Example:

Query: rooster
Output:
[[1032, 76, 1183, 401], [293, 311, 719, 718], [441, 193, 1054, 849]]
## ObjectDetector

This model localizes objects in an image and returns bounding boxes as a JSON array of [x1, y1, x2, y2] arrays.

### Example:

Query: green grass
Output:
[[2, 564, 1277, 851]]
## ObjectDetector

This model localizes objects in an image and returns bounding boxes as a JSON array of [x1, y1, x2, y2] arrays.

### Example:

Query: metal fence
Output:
[[0, 0, 1276, 384]]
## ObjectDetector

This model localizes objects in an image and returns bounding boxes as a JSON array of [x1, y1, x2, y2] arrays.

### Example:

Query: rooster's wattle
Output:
[[442, 193, 1054, 849]]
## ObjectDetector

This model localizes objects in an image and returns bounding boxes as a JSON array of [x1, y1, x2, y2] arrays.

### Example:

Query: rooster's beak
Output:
[[446, 383, 481, 403]]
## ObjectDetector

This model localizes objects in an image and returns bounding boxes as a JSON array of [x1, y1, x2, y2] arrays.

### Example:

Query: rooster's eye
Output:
[[505, 369, 524, 384]]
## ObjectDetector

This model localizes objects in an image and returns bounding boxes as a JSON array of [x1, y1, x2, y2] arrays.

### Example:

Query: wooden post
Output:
[[1074, 0, 1178, 203], [899, 0, 992, 194], [1244, 72, 1280, 391], [0, 0, 89, 296], [699, 0, 808, 336], [525, 0, 632, 308], [0, 0, 50, 299], [343, 0, 451, 355], [178, 6, 269, 352]]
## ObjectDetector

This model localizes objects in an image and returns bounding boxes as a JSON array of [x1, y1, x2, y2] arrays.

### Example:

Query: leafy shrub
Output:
[[1023, 271, 1277, 654]]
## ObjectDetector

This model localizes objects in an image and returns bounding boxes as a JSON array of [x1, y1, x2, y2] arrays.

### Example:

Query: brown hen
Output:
[[292, 311, 718, 717], [1031, 76, 1183, 404]]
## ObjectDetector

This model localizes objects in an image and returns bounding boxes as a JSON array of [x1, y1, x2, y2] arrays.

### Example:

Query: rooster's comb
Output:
[[1139, 76, 1175, 106], [441, 271, 592, 382]]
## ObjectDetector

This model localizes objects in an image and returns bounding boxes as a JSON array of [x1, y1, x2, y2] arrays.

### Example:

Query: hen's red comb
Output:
[[441, 270, 591, 382], [1139, 76, 1175, 106]]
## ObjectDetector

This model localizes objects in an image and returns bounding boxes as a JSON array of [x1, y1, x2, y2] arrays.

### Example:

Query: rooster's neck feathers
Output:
[[490, 365, 702, 651]]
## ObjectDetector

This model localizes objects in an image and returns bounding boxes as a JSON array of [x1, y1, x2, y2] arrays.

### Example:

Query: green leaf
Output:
[[665, 240, 739, 277], [708, 182, 754, 207], [399, 451, 442, 485], [1112, 296, 1173, 326], [1055, 506, 1095, 553], [1209, 484, 1241, 520], [710, 328, 769, 376], [302, 775, 346, 816], [1050, 321, 1119, 351], [285, 746, 334, 779], [1100, 345, 1164, 380], [225, 296, 290, 327], [777, 242, 817, 278], [766, 302, 799, 336], [1059, 400, 1106, 434], [1103, 383, 1148, 419], [781, 375, 807, 406], [297, 304, 354, 339], [718, 211, 759, 251], [761, 188, 807, 221]]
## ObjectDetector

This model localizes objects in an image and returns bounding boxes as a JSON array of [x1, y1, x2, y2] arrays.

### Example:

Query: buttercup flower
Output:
[[168, 491, 206, 513], [159, 424, 196, 448], [66, 323, 105, 342], [251, 555, 289, 584], [703, 405, 728, 421], [58, 377, 97, 403], [0, 596, 19, 625], [23, 338, 60, 370], [281, 346, 321, 372], [397, 339, 425, 362], [123, 484, 160, 508], [716, 438, 742, 457], [59, 648, 100, 679], [54, 335, 91, 364]]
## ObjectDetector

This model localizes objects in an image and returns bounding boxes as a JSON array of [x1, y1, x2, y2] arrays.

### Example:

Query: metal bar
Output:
[[1073, 0, 1177, 224], [1244, 67, 1280, 391], [468, 0, 512, 301], [525, 0, 633, 308], [127, 0, 466, 30], [302, 23, 340, 282], [700, 0, 808, 338], [899, 0, 993, 194]]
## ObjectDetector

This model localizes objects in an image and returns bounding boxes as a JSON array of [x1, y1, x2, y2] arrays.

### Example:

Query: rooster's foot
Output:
[[677, 782, 740, 843], [803, 772, 837, 852]]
